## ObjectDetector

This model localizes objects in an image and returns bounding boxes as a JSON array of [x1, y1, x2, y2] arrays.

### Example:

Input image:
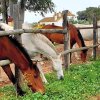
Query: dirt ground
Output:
[[0, 40, 100, 87]]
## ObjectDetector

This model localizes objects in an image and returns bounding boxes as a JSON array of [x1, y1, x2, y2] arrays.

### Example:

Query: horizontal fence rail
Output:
[[60, 43, 100, 55], [0, 60, 11, 66], [77, 25, 100, 29], [0, 58, 45, 67], [0, 29, 67, 36], [0, 26, 99, 36]]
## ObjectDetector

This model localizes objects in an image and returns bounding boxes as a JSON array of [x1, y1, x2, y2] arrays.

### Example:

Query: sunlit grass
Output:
[[0, 59, 100, 100]]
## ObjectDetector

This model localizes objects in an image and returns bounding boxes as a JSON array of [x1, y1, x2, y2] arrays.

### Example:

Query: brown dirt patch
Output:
[[89, 95, 100, 100]]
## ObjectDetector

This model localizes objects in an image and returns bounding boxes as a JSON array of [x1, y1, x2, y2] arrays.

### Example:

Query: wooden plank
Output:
[[62, 10, 70, 69], [77, 27, 93, 29], [0, 60, 11, 66], [0, 29, 67, 36], [12, 4, 23, 86], [93, 15, 97, 60], [60, 44, 100, 55]]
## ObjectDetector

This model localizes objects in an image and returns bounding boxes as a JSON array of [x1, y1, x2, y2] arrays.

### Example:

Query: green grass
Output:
[[0, 60, 100, 100]]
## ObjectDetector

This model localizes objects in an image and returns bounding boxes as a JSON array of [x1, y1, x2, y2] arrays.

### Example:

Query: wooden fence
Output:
[[0, 10, 100, 69], [0, 29, 67, 36], [77, 15, 100, 60], [0, 43, 100, 66]]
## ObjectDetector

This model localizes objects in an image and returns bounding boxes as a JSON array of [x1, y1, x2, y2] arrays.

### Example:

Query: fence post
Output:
[[93, 15, 97, 60], [12, 4, 24, 86], [62, 10, 70, 69]]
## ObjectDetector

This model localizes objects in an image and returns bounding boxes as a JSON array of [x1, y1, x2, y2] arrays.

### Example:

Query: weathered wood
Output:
[[24, 29, 67, 34], [77, 25, 100, 29], [9, 0, 13, 17], [1, 0, 8, 23], [62, 10, 70, 69], [12, 4, 24, 87], [97, 26, 100, 28], [0, 58, 45, 67], [93, 15, 97, 60], [0, 29, 67, 36], [60, 44, 100, 55], [0, 60, 11, 66], [0, 26, 100, 36], [77, 27, 93, 29]]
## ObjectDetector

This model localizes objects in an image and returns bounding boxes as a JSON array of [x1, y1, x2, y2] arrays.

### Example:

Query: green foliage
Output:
[[78, 20, 90, 24], [2, 0, 55, 17], [20, 0, 55, 16], [77, 11, 87, 20], [77, 7, 100, 24], [69, 19, 78, 24], [0, 60, 100, 100]]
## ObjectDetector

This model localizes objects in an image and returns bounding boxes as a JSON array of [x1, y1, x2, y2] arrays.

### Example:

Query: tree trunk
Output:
[[9, 0, 13, 16], [1, 0, 8, 23]]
